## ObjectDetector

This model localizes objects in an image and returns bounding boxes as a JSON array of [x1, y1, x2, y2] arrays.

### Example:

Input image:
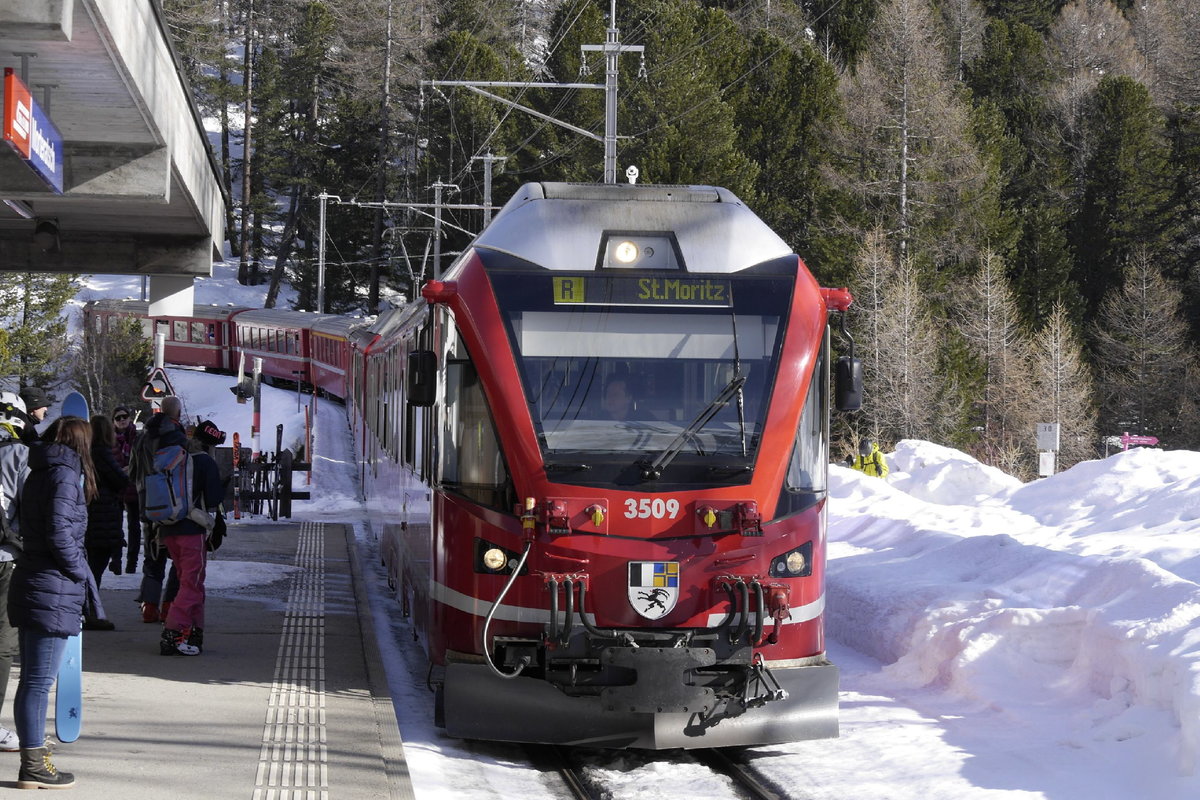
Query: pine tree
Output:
[[724, 32, 842, 270], [0, 274, 76, 390], [954, 250, 1039, 475], [72, 317, 154, 415], [1090, 249, 1200, 448], [847, 229, 947, 443], [1072, 76, 1172, 318], [964, 18, 1075, 328], [979, 0, 1068, 33], [832, 0, 989, 276]]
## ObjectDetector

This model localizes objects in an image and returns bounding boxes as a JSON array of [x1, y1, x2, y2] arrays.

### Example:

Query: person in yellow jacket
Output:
[[852, 439, 889, 478]]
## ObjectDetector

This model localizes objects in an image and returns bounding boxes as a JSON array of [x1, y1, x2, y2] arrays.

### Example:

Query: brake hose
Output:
[[481, 542, 533, 680]]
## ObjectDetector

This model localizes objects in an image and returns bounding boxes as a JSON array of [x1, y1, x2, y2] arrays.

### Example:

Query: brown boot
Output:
[[17, 746, 74, 789]]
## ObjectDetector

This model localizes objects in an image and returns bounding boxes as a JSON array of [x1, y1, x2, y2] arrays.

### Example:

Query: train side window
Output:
[[786, 331, 829, 494], [191, 322, 205, 343], [173, 321, 187, 341], [440, 326, 514, 511]]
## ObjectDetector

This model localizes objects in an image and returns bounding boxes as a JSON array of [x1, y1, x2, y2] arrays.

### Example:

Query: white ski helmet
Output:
[[0, 391, 26, 431]]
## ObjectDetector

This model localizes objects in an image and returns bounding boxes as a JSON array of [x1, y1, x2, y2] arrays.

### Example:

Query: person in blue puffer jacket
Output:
[[9, 415, 101, 790]]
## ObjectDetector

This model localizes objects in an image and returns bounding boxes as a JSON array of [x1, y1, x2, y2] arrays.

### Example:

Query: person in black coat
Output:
[[83, 416, 128, 631], [9, 416, 99, 789]]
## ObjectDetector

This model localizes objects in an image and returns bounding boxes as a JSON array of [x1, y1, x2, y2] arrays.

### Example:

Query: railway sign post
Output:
[[1121, 432, 1159, 450], [140, 366, 174, 403], [1036, 423, 1060, 477]]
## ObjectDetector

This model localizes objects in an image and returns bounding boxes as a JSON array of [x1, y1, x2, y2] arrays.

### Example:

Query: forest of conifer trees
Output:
[[149, 0, 1200, 475]]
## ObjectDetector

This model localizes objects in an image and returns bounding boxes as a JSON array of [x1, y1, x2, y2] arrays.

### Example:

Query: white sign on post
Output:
[[1036, 423, 1061, 452], [1038, 451, 1056, 477]]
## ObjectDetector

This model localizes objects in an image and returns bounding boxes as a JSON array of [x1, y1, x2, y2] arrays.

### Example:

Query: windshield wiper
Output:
[[636, 375, 747, 481]]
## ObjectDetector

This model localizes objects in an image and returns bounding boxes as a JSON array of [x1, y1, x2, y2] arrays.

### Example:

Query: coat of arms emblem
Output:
[[627, 561, 679, 620]]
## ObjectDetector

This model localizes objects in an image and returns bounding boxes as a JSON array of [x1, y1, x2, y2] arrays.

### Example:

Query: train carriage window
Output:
[[173, 321, 188, 341], [191, 322, 206, 343]]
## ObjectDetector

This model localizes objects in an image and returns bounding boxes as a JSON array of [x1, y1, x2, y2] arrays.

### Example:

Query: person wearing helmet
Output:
[[851, 438, 889, 478], [0, 392, 30, 751]]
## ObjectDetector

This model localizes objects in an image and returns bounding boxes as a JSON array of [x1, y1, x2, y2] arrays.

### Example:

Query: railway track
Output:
[[533, 744, 797, 800]]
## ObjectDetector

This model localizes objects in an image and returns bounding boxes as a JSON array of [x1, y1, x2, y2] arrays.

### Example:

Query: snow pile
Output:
[[830, 442, 1200, 777]]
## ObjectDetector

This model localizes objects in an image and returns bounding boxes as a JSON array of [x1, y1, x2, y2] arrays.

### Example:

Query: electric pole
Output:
[[422, 1, 642, 185], [471, 152, 507, 226]]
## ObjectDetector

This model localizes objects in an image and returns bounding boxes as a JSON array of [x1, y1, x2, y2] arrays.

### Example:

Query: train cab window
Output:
[[191, 322, 206, 343], [439, 326, 513, 510], [785, 333, 829, 497]]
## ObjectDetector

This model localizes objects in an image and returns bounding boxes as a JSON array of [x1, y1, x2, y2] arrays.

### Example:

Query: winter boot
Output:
[[159, 602, 172, 623], [186, 627, 204, 653], [140, 603, 159, 624], [17, 746, 74, 789], [160, 628, 200, 656]]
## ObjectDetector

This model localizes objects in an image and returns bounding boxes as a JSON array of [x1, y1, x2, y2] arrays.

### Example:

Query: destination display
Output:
[[552, 276, 733, 307]]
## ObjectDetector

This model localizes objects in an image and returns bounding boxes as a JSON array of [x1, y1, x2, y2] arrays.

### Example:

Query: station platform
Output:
[[0, 520, 414, 799]]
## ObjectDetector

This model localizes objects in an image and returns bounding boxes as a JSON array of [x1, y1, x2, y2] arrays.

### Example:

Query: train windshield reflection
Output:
[[491, 273, 794, 464]]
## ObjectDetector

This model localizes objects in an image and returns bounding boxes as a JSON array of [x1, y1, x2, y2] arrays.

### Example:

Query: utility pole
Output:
[[430, 180, 459, 278], [369, 0, 394, 315], [581, 0, 644, 184], [316, 191, 338, 313], [422, 1, 642, 185], [471, 152, 507, 226]]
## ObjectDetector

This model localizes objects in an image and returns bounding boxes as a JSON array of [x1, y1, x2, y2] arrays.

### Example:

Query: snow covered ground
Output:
[[56, 266, 1200, 798]]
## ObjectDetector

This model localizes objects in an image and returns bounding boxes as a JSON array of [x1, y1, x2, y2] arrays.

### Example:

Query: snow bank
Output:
[[830, 451, 1200, 775]]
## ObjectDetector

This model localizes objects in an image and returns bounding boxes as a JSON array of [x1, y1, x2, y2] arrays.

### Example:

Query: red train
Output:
[[83, 181, 862, 750], [81, 301, 363, 402]]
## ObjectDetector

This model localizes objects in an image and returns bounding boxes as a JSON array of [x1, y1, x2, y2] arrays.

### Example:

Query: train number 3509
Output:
[[623, 498, 681, 519]]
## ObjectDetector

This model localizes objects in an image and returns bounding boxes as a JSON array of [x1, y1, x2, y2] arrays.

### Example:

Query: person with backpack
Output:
[[0, 392, 31, 753], [852, 438, 890, 479], [130, 397, 222, 656]]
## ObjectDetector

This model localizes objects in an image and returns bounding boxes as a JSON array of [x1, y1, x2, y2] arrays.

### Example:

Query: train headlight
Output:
[[769, 541, 814, 578], [613, 240, 639, 264], [481, 548, 508, 572]]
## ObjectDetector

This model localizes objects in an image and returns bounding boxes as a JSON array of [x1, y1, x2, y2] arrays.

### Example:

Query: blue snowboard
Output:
[[56, 391, 88, 743]]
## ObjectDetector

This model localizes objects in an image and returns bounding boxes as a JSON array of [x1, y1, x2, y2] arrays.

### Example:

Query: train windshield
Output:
[[491, 271, 794, 484]]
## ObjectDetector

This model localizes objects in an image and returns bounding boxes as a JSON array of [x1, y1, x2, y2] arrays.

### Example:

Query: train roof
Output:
[[471, 182, 793, 274], [311, 315, 370, 337], [85, 299, 250, 320], [233, 308, 337, 330]]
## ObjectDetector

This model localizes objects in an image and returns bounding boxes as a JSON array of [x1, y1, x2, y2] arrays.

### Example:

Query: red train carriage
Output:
[[230, 309, 327, 386], [82, 299, 248, 371], [309, 315, 366, 400], [363, 182, 861, 749]]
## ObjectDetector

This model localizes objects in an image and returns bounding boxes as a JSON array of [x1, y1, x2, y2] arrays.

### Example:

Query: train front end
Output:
[[421, 183, 853, 749]]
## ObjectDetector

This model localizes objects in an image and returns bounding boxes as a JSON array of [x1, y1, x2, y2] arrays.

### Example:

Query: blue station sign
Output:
[[3, 68, 65, 194]]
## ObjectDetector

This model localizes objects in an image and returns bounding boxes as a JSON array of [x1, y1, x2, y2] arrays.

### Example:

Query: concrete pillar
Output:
[[147, 274, 194, 316]]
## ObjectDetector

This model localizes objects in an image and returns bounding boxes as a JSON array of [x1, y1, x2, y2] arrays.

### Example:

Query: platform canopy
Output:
[[0, 0, 227, 279]]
